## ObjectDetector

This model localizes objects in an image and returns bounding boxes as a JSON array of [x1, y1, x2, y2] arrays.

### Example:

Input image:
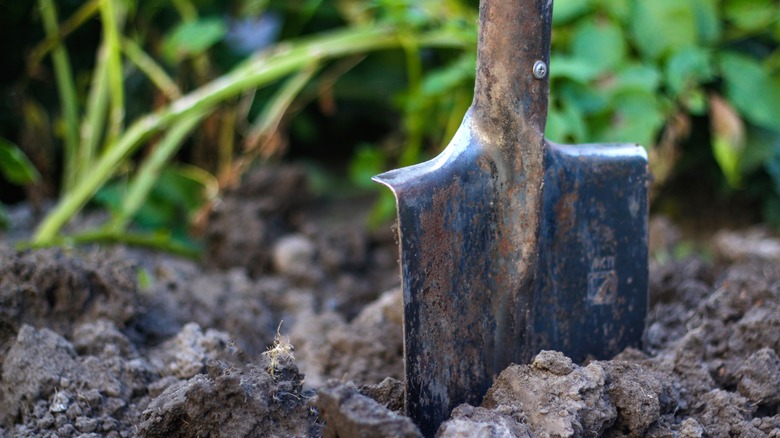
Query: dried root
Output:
[[263, 321, 295, 378]]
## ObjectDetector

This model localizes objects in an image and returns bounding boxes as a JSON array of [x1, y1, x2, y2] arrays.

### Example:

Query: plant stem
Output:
[[32, 26, 468, 245], [224, 63, 319, 187], [246, 63, 319, 151], [218, 106, 237, 177], [28, 0, 100, 75], [121, 37, 182, 100], [400, 33, 424, 167], [99, 0, 125, 146], [171, 0, 198, 22], [37, 229, 201, 258], [80, 43, 110, 182], [108, 111, 206, 232], [39, 0, 80, 193]]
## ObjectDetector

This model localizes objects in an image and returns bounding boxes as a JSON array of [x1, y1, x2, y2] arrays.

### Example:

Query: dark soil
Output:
[[1, 165, 779, 437]]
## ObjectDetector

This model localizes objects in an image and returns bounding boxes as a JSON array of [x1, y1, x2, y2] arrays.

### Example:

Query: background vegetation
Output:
[[0, 0, 778, 252]]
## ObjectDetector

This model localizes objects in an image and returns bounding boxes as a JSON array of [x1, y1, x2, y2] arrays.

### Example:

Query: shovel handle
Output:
[[473, 0, 553, 146]]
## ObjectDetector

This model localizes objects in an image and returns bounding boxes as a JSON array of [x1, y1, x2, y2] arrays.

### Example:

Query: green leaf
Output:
[[563, 101, 588, 142], [134, 167, 205, 230], [560, 82, 610, 115], [681, 88, 708, 115], [552, 0, 591, 25], [613, 64, 662, 95], [571, 19, 626, 73], [630, 0, 697, 60], [162, 17, 228, 62], [421, 52, 475, 96], [550, 56, 601, 83], [719, 52, 780, 131], [95, 167, 206, 231], [152, 167, 205, 212], [777, 15, 780, 39], [94, 181, 126, 215], [742, 127, 780, 173], [592, 0, 630, 22], [724, 0, 776, 33], [546, 101, 587, 143], [599, 90, 666, 147], [766, 145, 780, 196], [546, 107, 567, 143], [713, 135, 743, 187], [691, 0, 721, 43], [0, 139, 41, 185], [664, 47, 714, 96], [710, 94, 746, 188], [349, 144, 386, 189]]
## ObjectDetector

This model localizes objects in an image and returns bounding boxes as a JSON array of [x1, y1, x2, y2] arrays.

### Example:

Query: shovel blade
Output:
[[374, 131, 648, 436]]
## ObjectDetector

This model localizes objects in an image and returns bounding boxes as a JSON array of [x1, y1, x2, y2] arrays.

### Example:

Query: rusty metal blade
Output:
[[373, 137, 648, 437], [373, 0, 648, 436]]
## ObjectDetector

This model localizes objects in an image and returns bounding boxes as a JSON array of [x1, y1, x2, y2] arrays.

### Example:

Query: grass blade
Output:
[[80, 43, 110, 182], [109, 111, 206, 232], [99, 0, 125, 146], [122, 37, 182, 100], [38, 0, 80, 193]]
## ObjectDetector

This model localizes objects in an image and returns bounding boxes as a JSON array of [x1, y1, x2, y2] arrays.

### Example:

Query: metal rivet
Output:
[[533, 60, 547, 79]]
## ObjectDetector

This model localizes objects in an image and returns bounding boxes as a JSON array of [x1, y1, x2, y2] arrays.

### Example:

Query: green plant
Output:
[[0, 139, 41, 229], [26, 0, 470, 250], [550, 0, 778, 192]]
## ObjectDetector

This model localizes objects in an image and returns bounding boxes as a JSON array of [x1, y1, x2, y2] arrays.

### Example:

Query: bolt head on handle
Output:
[[533, 60, 548, 79]]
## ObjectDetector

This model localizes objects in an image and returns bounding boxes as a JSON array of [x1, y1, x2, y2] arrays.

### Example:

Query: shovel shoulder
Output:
[[372, 112, 481, 199], [547, 141, 648, 161]]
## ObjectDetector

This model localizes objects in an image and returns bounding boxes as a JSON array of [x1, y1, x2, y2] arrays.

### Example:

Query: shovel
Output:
[[373, 0, 648, 436]]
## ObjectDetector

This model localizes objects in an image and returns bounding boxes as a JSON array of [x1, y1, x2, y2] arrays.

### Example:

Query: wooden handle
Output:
[[472, 0, 553, 147]]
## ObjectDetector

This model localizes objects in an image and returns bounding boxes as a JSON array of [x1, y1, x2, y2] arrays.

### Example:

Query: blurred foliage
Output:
[[0, 139, 41, 186], [0, 0, 779, 250], [546, 0, 778, 199], [10, 0, 470, 249], [0, 138, 41, 229]]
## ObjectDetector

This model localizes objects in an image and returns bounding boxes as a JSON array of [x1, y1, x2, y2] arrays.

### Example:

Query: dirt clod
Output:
[[272, 233, 320, 283], [483, 356, 616, 437], [204, 165, 309, 276], [2, 324, 154, 437], [359, 377, 405, 414], [0, 248, 138, 353], [737, 347, 780, 406], [292, 287, 404, 388], [316, 380, 422, 438], [437, 404, 531, 438], [531, 349, 575, 375], [140, 357, 318, 438], [2, 325, 80, 422]]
